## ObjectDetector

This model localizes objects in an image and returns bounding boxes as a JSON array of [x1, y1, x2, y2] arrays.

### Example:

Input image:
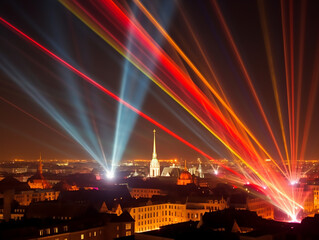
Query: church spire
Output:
[[152, 129, 157, 160], [150, 129, 160, 177], [38, 153, 43, 175]]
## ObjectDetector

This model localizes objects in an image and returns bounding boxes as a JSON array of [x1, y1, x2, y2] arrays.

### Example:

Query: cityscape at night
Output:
[[1, 0, 319, 239]]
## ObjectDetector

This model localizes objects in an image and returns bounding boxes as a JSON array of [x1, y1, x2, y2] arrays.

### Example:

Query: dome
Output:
[[179, 170, 192, 180]]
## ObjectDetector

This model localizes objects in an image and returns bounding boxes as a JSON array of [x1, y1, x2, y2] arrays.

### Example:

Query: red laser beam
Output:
[[0, 96, 72, 142], [0, 16, 244, 180]]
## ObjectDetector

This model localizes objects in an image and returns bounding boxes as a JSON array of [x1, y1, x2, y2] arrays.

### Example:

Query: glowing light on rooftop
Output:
[[106, 170, 115, 179]]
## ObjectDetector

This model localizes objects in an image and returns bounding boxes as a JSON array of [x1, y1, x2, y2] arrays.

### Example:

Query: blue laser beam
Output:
[[111, 0, 175, 172]]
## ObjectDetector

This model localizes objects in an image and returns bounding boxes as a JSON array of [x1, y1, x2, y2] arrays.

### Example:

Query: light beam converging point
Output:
[[106, 170, 115, 179]]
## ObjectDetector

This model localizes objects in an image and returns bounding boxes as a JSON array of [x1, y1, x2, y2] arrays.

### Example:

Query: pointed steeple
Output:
[[150, 129, 160, 177], [38, 153, 43, 175], [152, 129, 157, 160]]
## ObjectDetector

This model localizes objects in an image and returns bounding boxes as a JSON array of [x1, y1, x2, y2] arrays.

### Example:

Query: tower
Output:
[[197, 158, 204, 178], [150, 129, 160, 177], [38, 153, 43, 175]]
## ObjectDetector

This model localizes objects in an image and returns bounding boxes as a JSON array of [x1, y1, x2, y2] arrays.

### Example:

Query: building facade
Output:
[[125, 196, 228, 233]]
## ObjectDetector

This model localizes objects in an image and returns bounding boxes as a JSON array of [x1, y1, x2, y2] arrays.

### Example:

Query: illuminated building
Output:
[[197, 159, 204, 178], [312, 186, 319, 211], [0, 198, 26, 221], [161, 165, 180, 177], [247, 197, 274, 219], [27, 156, 52, 189], [229, 194, 274, 220], [100, 202, 123, 216], [126, 201, 187, 232], [0, 211, 134, 240], [186, 196, 228, 221], [127, 178, 166, 199], [124, 196, 228, 233], [177, 161, 194, 185], [13, 189, 60, 206], [129, 188, 162, 199], [149, 130, 160, 177], [301, 183, 319, 215], [0, 175, 59, 210]]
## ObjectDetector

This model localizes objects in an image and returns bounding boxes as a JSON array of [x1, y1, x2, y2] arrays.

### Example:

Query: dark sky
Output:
[[0, 0, 319, 163]]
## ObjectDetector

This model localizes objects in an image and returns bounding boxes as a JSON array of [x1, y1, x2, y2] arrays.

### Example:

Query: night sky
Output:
[[0, 0, 319, 163]]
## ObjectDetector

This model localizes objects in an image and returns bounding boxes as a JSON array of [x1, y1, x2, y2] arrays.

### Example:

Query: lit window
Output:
[[54, 227, 58, 233], [89, 232, 91, 237], [94, 231, 96, 236], [39, 229, 44, 236], [125, 224, 131, 230], [116, 225, 119, 230], [46, 228, 50, 235], [81, 234, 84, 239], [126, 231, 131, 236]]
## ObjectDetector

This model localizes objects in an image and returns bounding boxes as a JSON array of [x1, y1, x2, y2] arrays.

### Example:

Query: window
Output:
[[54, 227, 58, 233], [116, 225, 119, 230], [63, 226, 68, 232], [81, 234, 84, 239], [126, 231, 131, 236], [94, 231, 96, 236], [89, 232, 91, 237], [46, 228, 50, 235], [125, 224, 131, 230], [39, 229, 44, 236]]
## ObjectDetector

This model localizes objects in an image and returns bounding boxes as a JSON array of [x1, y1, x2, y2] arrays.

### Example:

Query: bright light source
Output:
[[214, 169, 219, 175], [290, 180, 298, 185], [289, 215, 300, 223], [106, 170, 114, 179]]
